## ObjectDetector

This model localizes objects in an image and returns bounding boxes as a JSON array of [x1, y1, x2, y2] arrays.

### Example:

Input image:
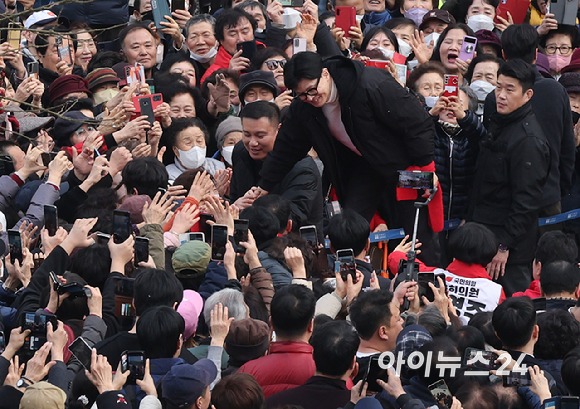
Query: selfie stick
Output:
[[402, 186, 438, 310]]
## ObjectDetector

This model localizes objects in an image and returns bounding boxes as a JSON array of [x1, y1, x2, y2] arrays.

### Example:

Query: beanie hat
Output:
[[52, 110, 95, 147], [214, 116, 242, 150], [172, 241, 211, 278], [224, 318, 270, 365], [118, 195, 152, 224], [85, 68, 119, 92], [239, 70, 280, 102], [48, 75, 91, 105], [19, 382, 66, 409], [559, 72, 580, 93], [177, 290, 204, 341]]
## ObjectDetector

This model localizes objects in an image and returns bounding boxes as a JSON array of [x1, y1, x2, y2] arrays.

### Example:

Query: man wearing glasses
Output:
[[252, 51, 442, 264]]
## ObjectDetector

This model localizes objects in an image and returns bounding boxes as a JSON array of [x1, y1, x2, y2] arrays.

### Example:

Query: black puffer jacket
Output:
[[50, 0, 129, 27], [434, 110, 486, 220], [468, 101, 550, 264]]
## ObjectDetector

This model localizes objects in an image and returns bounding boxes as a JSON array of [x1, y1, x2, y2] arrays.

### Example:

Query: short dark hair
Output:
[[133, 268, 184, 316], [361, 26, 399, 53], [137, 306, 185, 359], [468, 311, 502, 350], [35, 25, 70, 57], [562, 346, 580, 396], [121, 157, 169, 199], [349, 289, 394, 340], [497, 58, 536, 92], [211, 373, 265, 409], [465, 54, 503, 84], [501, 24, 539, 63], [159, 53, 199, 86], [535, 309, 580, 360], [450, 326, 486, 358], [160, 82, 204, 111], [270, 284, 316, 338], [383, 17, 416, 31], [535, 230, 578, 264], [253, 194, 291, 234], [214, 8, 256, 43], [239, 100, 280, 126], [539, 24, 580, 50], [310, 320, 360, 377], [327, 209, 370, 256], [119, 22, 156, 51], [283, 51, 323, 91], [540, 260, 580, 296], [417, 336, 460, 385], [70, 245, 112, 288], [407, 61, 446, 93], [164, 117, 210, 148], [448, 222, 498, 267], [492, 297, 536, 349], [87, 50, 124, 72], [239, 206, 280, 248]]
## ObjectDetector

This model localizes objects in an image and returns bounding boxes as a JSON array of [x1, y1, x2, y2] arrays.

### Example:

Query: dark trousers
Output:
[[498, 262, 532, 297]]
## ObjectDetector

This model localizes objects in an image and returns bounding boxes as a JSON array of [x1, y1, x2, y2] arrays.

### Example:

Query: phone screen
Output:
[[114, 277, 136, 322], [428, 379, 453, 408], [336, 249, 356, 282], [300, 225, 318, 247], [44, 205, 58, 236], [463, 348, 499, 370], [200, 213, 215, 243], [69, 337, 92, 370], [364, 356, 388, 392], [8, 230, 22, 265], [418, 272, 435, 303], [189, 233, 205, 242], [503, 371, 532, 387], [113, 210, 132, 244], [211, 224, 228, 261], [134, 237, 149, 265], [122, 351, 145, 384], [233, 219, 249, 253], [397, 170, 434, 189]]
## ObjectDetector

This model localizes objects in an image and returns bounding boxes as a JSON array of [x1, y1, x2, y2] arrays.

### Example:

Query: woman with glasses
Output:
[[251, 48, 292, 109], [539, 25, 579, 79]]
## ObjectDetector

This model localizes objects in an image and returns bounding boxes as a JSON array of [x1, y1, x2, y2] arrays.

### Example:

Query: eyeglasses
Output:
[[293, 78, 320, 101], [74, 126, 95, 136], [265, 59, 287, 70], [545, 45, 572, 55]]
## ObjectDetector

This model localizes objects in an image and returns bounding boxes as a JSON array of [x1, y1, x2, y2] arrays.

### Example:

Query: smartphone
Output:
[[503, 371, 532, 387], [397, 170, 434, 190], [171, 0, 186, 11], [121, 350, 145, 384], [139, 97, 156, 128], [549, 0, 577, 25], [131, 93, 163, 121], [8, 229, 22, 265], [151, 0, 172, 31], [299, 225, 318, 247], [7, 23, 21, 50], [236, 40, 257, 60], [443, 74, 459, 98], [418, 272, 435, 303], [134, 236, 150, 266], [336, 248, 356, 282], [68, 337, 93, 371], [96, 233, 111, 245], [55, 36, 72, 66], [41, 151, 57, 167], [233, 219, 249, 254], [189, 232, 205, 242], [50, 271, 92, 298], [44, 205, 58, 236], [211, 224, 228, 261], [561, 397, 580, 409], [279, 0, 304, 5], [532, 297, 547, 312], [23, 313, 57, 352], [363, 355, 389, 393], [325, 201, 342, 219], [292, 38, 307, 55], [335, 7, 356, 37], [113, 210, 132, 244], [27, 61, 39, 80], [459, 36, 477, 62], [428, 379, 454, 408], [114, 277, 136, 323], [463, 347, 500, 370], [495, 0, 529, 24], [200, 213, 215, 243]]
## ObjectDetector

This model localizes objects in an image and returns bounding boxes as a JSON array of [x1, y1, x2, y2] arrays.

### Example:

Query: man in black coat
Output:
[[248, 52, 441, 264], [469, 59, 550, 296], [230, 101, 323, 236]]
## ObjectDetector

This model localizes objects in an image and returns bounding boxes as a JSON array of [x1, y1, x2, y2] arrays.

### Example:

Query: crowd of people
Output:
[[0, 0, 579, 407]]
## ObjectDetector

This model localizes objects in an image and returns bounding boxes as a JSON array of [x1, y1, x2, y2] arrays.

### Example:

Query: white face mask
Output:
[[377, 47, 395, 60], [469, 80, 495, 101], [221, 145, 234, 165], [467, 15, 495, 33], [189, 45, 218, 64], [177, 146, 206, 169], [424, 32, 440, 47], [424, 96, 439, 108], [355, 14, 364, 23], [397, 38, 413, 58], [231, 104, 241, 115], [93, 88, 119, 105], [255, 27, 264, 33]]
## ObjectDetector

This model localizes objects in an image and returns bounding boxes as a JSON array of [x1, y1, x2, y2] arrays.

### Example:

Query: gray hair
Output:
[[204, 289, 248, 326], [459, 85, 478, 113], [184, 14, 216, 38], [418, 304, 447, 337]]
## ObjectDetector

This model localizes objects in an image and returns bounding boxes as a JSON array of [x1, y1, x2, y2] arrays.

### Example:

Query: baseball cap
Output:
[[19, 381, 67, 409], [24, 11, 57, 29], [239, 70, 280, 102], [177, 290, 204, 341], [162, 360, 218, 407], [172, 241, 211, 279], [419, 9, 455, 30]]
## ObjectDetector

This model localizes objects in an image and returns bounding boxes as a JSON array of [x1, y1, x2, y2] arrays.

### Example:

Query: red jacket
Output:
[[200, 41, 266, 85], [512, 280, 541, 299], [238, 341, 316, 398]]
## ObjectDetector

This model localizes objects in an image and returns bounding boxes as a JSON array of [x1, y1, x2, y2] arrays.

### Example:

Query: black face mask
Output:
[[573, 110, 580, 126], [140, 11, 154, 22]]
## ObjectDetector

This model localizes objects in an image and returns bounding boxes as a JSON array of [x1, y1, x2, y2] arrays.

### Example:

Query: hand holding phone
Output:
[[335, 7, 356, 37], [233, 219, 249, 253], [8, 230, 23, 265], [443, 75, 459, 98], [336, 249, 357, 282], [44, 205, 58, 236], [211, 224, 228, 261], [122, 350, 146, 384], [458, 36, 477, 62]]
